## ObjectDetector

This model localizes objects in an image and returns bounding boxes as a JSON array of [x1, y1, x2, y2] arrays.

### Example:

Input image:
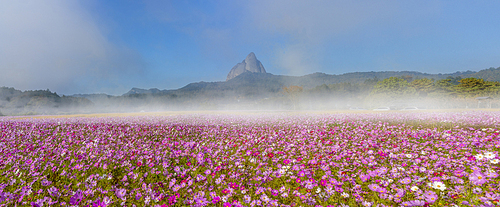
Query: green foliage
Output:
[[452, 77, 500, 99], [434, 79, 454, 91], [446, 76, 463, 85], [409, 78, 435, 97], [111, 166, 126, 187], [455, 78, 487, 99], [371, 77, 414, 98]]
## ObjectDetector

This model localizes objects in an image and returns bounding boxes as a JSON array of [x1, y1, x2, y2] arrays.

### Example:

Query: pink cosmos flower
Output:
[[360, 174, 370, 182], [469, 172, 487, 185], [400, 177, 411, 185], [485, 171, 499, 178], [424, 191, 438, 203]]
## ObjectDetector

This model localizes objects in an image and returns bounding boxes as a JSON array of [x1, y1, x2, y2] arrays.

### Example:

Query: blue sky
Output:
[[1, 0, 500, 95]]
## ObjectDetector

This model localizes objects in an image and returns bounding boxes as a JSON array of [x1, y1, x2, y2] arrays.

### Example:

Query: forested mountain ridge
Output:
[[0, 87, 93, 115], [122, 68, 489, 96], [463, 67, 500, 81], [1, 66, 500, 115]]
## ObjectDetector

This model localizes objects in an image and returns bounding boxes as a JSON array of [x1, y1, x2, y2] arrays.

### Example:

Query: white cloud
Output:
[[0, 0, 145, 94]]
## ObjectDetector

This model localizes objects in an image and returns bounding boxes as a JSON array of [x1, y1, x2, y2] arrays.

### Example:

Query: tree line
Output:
[[291, 76, 500, 109], [370, 76, 500, 99]]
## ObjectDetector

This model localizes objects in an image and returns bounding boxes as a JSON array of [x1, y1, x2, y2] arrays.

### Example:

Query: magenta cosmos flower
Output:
[[283, 159, 291, 165], [92, 199, 106, 207], [212, 196, 220, 204]]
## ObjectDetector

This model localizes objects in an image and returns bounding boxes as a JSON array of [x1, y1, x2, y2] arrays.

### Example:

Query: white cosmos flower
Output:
[[491, 159, 499, 164], [475, 154, 485, 160], [484, 152, 495, 159], [431, 181, 446, 191], [341, 192, 349, 198], [419, 167, 426, 172], [406, 154, 412, 158], [280, 166, 290, 172], [411, 186, 419, 191], [316, 188, 321, 193]]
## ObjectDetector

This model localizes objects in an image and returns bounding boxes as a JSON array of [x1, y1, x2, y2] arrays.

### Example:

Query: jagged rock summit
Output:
[[226, 52, 267, 81]]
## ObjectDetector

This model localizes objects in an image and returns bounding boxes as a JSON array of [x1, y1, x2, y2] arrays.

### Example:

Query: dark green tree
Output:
[[410, 78, 435, 97], [455, 78, 487, 99], [371, 77, 414, 99]]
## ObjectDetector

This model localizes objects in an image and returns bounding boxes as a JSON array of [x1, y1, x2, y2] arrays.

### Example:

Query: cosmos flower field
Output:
[[1, 111, 500, 206]]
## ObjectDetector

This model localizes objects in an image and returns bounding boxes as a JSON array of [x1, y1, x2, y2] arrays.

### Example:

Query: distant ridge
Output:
[[2, 66, 500, 115], [122, 88, 162, 96], [121, 68, 493, 96]]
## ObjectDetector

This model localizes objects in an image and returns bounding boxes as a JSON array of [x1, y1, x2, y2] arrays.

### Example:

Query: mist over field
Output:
[[1, 110, 500, 206]]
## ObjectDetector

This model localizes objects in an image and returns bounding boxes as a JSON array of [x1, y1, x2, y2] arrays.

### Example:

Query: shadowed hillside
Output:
[[1, 66, 500, 115], [0, 87, 93, 115]]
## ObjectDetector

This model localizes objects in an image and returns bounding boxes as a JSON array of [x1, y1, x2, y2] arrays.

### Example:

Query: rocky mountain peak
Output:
[[245, 52, 256, 62], [226, 52, 266, 81]]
